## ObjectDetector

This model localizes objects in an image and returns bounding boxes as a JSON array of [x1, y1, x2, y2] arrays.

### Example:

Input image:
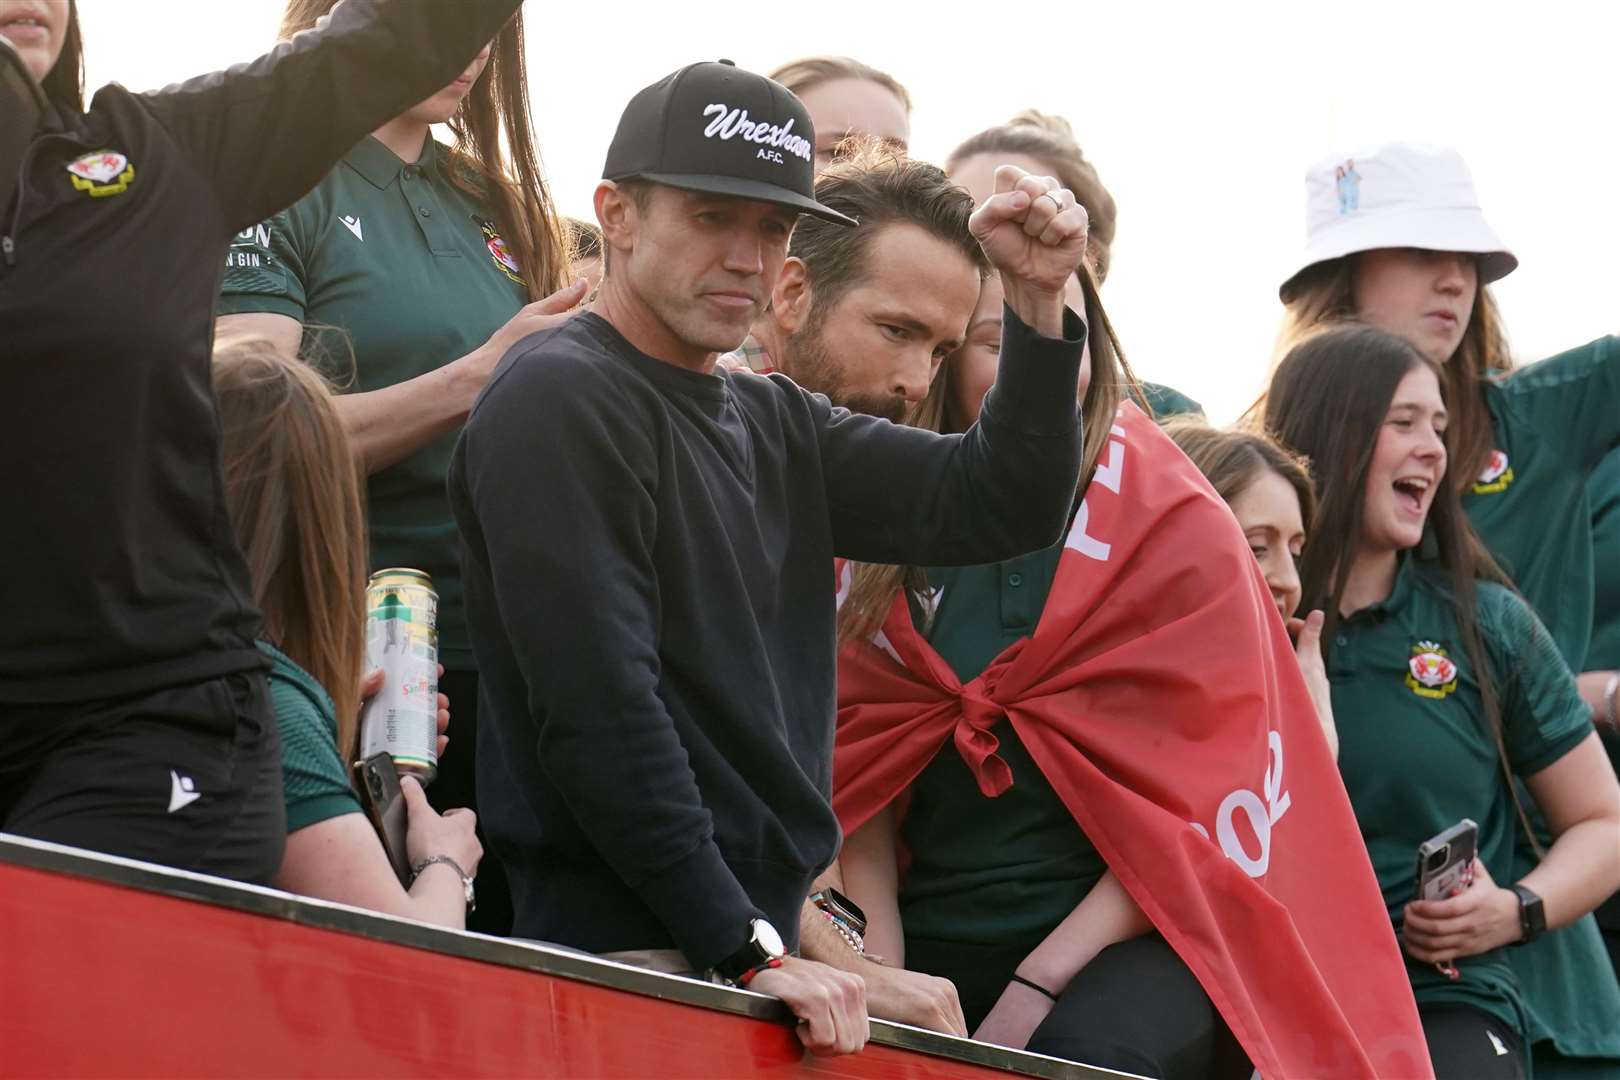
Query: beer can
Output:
[[359, 568, 439, 783]]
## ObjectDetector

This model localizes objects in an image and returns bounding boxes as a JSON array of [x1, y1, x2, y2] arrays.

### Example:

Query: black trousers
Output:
[[0, 669, 285, 885], [1419, 1003, 1525, 1080], [432, 669, 511, 935], [908, 933, 1250, 1080]]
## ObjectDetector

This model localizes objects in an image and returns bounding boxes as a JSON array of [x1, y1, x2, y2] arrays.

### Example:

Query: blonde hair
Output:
[[1275, 255, 1512, 492], [837, 268, 1143, 643], [214, 338, 368, 759], [767, 56, 912, 114]]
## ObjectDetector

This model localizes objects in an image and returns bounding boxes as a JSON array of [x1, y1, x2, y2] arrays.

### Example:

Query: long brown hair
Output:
[[837, 266, 1142, 644], [1277, 255, 1513, 493], [40, 0, 84, 111], [947, 111, 1118, 285], [1263, 325, 1539, 845], [214, 337, 368, 758], [278, 0, 568, 302], [1163, 419, 1317, 529]]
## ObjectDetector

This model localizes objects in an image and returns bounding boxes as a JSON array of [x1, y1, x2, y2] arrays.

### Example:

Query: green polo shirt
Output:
[[1137, 380, 1203, 419], [219, 137, 529, 669], [258, 641, 363, 834], [1327, 556, 1591, 1036], [1464, 336, 1620, 673], [897, 541, 1109, 948]]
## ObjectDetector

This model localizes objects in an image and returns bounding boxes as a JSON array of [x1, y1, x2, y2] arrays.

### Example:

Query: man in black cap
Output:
[[450, 60, 1088, 1057]]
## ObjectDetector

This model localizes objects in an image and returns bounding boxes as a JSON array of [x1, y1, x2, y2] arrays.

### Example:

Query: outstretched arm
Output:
[[145, 0, 524, 232]]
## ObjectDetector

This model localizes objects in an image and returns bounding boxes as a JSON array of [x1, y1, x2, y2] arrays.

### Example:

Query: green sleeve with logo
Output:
[[1468, 337, 1620, 671], [219, 208, 309, 321]]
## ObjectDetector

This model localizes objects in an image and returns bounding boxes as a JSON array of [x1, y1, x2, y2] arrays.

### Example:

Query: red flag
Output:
[[834, 404, 1433, 1080]]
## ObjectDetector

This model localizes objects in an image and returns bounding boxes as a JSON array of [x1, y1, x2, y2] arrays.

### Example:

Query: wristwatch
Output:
[[1510, 883, 1545, 945], [713, 918, 786, 985], [411, 854, 476, 912], [809, 887, 868, 955]]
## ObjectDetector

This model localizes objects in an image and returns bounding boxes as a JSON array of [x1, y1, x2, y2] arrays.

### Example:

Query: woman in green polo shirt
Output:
[[215, 0, 578, 935], [1276, 142, 1620, 1077], [215, 340, 484, 930], [1264, 325, 1620, 1079]]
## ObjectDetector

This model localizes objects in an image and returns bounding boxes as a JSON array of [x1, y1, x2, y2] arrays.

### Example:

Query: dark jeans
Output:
[[0, 670, 285, 885], [1419, 1004, 1525, 1080], [907, 933, 1250, 1080], [433, 668, 511, 935]]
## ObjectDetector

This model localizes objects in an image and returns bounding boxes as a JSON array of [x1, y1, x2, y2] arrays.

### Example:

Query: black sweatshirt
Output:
[[450, 308, 1085, 970], [0, 0, 522, 705]]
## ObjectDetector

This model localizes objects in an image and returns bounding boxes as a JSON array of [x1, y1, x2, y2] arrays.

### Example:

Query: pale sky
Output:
[[80, 0, 1617, 423]]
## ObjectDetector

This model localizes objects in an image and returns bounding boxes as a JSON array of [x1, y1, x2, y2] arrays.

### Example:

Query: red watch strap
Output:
[[736, 955, 783, 987]]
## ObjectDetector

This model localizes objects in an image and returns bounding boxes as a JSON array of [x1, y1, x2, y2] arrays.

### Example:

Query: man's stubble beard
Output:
[[784, 317, 907, 423]]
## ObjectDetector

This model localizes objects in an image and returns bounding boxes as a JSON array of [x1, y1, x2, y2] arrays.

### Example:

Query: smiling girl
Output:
[[1264, 325, 1620, 1079]]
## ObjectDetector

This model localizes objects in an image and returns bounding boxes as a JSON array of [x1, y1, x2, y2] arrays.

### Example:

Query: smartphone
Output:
[[0, 38, 46, 213], [1412, 818, 1478, 982], [1413, 819, 1478, 902], [354, 752, 412, 887]]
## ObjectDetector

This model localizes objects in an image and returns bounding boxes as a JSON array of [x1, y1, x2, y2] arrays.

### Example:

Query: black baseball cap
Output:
[[603, 60, 857, 228]]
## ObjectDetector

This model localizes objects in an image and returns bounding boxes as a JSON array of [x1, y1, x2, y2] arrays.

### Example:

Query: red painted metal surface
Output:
[[0, 861, 1055, 1079]]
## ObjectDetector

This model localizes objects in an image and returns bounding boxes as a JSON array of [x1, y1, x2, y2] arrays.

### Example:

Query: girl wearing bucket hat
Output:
[[1277, 142, 1620, 1080]]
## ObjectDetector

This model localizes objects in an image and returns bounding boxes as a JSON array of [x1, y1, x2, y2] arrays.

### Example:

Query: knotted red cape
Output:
[[834, 404, 1432, 1079]]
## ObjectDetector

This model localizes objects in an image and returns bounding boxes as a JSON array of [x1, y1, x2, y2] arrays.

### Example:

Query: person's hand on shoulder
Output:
[[452, 277, 589, 405], [747, 956, 869, 1056]]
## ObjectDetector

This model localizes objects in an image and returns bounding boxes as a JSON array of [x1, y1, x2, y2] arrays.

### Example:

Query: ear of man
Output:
[[594, 180, 640, 277], [770, 258, 814, 334]]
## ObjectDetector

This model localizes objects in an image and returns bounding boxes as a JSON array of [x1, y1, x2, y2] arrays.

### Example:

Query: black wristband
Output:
[[1009, 972, 1059, 1002]]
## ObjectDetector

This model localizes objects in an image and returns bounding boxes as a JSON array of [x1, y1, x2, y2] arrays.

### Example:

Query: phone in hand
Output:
[[0, 37, 47, 213], [1413, 818, 1478, 980], [354, 752, 411, 887]]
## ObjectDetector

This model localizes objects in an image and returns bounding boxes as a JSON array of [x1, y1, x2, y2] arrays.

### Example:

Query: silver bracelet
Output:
[[1603, 672, 1619, 733], [411, 854, 476, 912]]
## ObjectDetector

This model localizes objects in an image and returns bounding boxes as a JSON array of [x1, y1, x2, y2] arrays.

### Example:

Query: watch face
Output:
[[752, 919, 785, 958]]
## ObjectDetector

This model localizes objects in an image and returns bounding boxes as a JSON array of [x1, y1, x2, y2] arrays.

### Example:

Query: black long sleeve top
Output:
[[450, 306, 1085, 970], [0, 0, 522, 705]]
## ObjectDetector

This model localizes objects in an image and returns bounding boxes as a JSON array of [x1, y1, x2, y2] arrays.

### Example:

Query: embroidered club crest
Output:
[[478, 219, 525, 285], [65, 150, 135, 198], [1472, 449, 1514, 495], [1405, 640, 1459, 699]]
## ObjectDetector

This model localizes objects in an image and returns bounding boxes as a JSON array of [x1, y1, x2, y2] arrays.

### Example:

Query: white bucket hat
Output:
[[1279, 143, 1517, 299]]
